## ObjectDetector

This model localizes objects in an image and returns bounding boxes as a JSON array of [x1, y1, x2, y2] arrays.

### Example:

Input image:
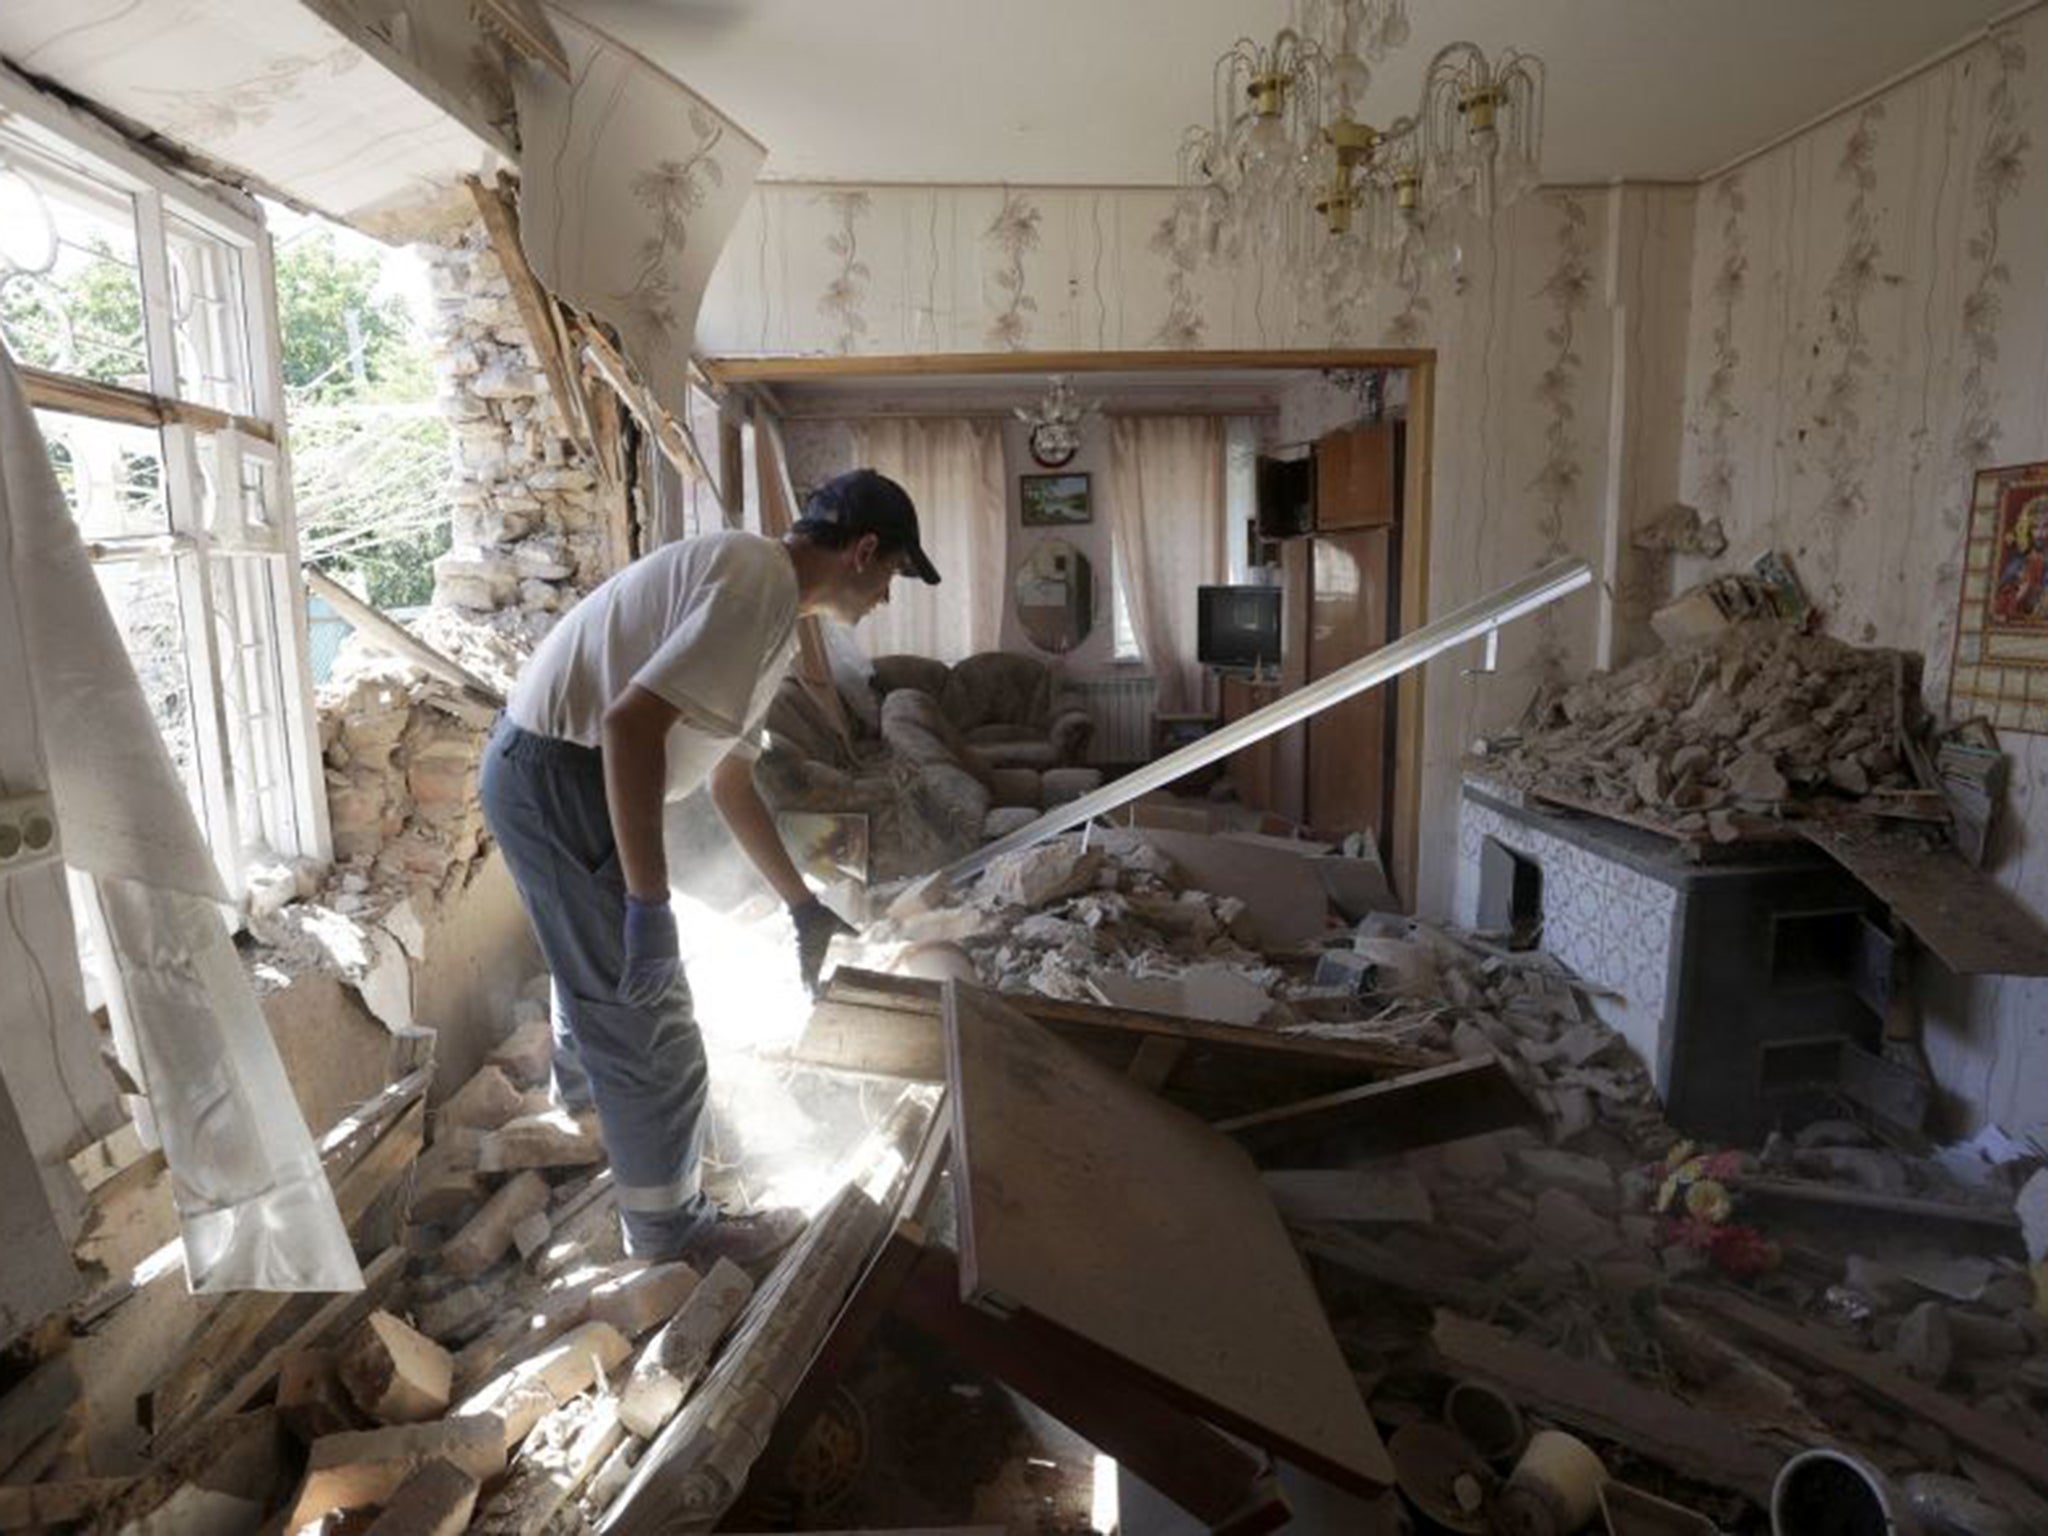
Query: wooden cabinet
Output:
[[1220, 674, 1286, 816], [1313, 420, 1403, 530], [1306, 528, 1394, 843], [1222, 420, 1403, 853]]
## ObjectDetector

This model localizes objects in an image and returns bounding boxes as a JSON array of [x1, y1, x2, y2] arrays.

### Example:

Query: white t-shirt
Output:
[[506, 530, 801, 798]]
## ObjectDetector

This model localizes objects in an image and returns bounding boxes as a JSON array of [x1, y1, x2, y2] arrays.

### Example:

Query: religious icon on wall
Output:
[[1949, 460, 2048, 733]]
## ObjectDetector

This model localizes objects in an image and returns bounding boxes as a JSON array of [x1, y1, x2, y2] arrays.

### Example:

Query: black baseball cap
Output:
[[797, 469, 941, 585]]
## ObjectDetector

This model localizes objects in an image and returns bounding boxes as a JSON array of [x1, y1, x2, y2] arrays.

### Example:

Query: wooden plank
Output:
[[1798, 821, 2048, 977], [1673, 1286, 2048, 1495], [0, 1355, 79, 1477], [1299, 1229, 1498, 1315], [465, 176, 597, 464], [21, 365, 276, 442], [944, 982, 1391, 1494], [1739, 1176, 2022, 1237], [303, 572, 503, 707], [156, 1249, 406, 1463], [1431, 1312, 1779, 1502], [1125, 1036, 1187, 1091], [804, 967, 1432, 1084], [701, 348, 1436, 385], [894, 1245, 1290, 1535], [152, 1094, 426, 1438], [1213, 1055, 1540, 1160], [0, 1477, 134, 1530], [472, 0, 569, 77], [1261, 1168, 1433, 1225]]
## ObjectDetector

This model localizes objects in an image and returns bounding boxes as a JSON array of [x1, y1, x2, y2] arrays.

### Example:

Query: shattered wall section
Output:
[[428, 220, 616, 639]]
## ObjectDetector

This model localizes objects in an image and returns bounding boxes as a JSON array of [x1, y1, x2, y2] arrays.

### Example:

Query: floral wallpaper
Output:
[[698, 178, 1650, 922], [1811, 103, 1885, 610], [1672, 14, 2048, 1130], [983, 189, 1043, 350], [1694, 175, 1747, 527], [816, 190, 872, 354], [510, 6, 764, 417]]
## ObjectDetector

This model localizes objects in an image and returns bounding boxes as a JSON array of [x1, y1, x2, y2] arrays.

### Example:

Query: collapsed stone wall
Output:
[[426, 221, 614, 639], [269, 220, 623, 1029]]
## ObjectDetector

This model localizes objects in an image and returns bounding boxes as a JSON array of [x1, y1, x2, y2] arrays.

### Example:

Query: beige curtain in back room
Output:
[[1108, 416, 1228, 713], [853, 417, 1007, 662]]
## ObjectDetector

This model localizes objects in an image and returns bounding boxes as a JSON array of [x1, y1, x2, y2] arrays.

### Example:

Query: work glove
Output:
[[791, 897, 858, 999], [618, 894, 680, 1006]]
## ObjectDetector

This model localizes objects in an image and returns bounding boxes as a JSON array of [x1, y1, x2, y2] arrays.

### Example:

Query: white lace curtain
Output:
[[1108, 416, 1228, 713], [851, 417, 1006, 662]]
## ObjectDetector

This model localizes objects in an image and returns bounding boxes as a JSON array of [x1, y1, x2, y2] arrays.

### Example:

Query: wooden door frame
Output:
[[703, 348, 1437, 910]]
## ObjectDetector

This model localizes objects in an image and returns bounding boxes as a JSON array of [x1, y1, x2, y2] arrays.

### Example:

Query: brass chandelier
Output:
[[1173, 0, 1544, 283]]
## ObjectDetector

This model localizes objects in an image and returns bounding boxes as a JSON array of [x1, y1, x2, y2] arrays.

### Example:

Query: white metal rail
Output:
[[941, 556, 1595, 885]]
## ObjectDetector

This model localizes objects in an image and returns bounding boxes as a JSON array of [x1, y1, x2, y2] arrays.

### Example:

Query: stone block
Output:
[[486, 1018, 555, 1087], [438, 1066, 526, 1132], [588, 1261, 700, 1340], [444, 1171, 551, 1279], [337, 1312, 455, 1425], [457, 1321, 632, 1450], [277, 1348, 359, 1444], [288, 1418, 503, 1529], [480, 1110, 603, 1172], [361, 1458, 478, 1536]]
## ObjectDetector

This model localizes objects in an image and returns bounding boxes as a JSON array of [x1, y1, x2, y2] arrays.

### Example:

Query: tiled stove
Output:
[[1455, 780, 1884, 1142]]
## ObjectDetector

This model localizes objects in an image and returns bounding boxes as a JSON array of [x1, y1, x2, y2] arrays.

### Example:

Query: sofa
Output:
[[871, 651, 1094, 770], [753, 653, 1103, 880]]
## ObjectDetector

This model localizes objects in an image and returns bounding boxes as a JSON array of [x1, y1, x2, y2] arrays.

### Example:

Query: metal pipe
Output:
[[941, 556, 1594, 885]]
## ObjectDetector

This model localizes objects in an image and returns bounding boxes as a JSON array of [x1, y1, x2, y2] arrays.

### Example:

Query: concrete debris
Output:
[[478, 1108, 604, 1172], [1472, 622, 1921, 839]]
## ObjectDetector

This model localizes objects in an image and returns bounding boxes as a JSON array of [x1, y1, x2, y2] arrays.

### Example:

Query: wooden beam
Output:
[[21, 366, 275, 443], [1798, 820, 2048, 977], [1674, 1285, 2048, 1495], [304, 568, 505, 707], [1431, 1312, 1779, 1503], [0, 1477, 134, 1530], [0, 1355, 79, 1479], [894, 1244, 1291, 1535], [473, 0, 569, 78], [153, 1249, 405, 1463], [702, 348, 1436, 384], [1213, 1055, 1540, 1160], [464, 176, 598, 465], [151, 1091, 427, 1440], [812, 967, 1433, 1077]]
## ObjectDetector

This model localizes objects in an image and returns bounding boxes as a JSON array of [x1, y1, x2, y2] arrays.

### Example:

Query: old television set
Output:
[[1197, 584, 1283, 672]]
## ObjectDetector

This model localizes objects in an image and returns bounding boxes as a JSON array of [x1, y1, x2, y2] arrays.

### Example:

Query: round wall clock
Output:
[[1027, 422, 1079, 468]]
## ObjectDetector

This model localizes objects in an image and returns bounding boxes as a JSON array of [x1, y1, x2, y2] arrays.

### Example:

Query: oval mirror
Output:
[[1014, 538, 1094, 654]]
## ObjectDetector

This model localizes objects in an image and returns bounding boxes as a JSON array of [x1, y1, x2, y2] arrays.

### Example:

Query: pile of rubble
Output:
[[8, 983, 881, 1536], [1472, 621, 1923, 841], [861, 827, 2048, 1530]]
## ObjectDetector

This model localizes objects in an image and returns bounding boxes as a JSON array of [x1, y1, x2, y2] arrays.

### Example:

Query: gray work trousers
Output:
[[478, 718, 715, 1258]]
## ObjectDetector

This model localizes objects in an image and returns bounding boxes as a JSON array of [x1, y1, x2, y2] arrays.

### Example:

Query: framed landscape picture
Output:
[[1020, 472, 1091, 527], [1949, 459, 2048, 734]]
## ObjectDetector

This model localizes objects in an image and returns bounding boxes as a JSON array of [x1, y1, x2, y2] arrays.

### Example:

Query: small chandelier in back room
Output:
[[1172, 0, 1544, 286]]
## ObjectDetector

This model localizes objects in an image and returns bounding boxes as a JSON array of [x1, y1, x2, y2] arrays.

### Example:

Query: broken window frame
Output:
[[0, 69, 332, 897]]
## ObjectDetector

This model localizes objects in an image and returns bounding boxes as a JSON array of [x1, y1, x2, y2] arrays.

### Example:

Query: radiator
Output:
[[1069, 674, 1158, 765]]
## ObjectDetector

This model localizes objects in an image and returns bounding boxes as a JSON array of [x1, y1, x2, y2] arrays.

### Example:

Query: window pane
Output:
[[35, 409, 170, 539], [212, 554, 296, 861], [166, 216, 253, 415], [92, 556, 202, 816], [0, 141, 147, 388]]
